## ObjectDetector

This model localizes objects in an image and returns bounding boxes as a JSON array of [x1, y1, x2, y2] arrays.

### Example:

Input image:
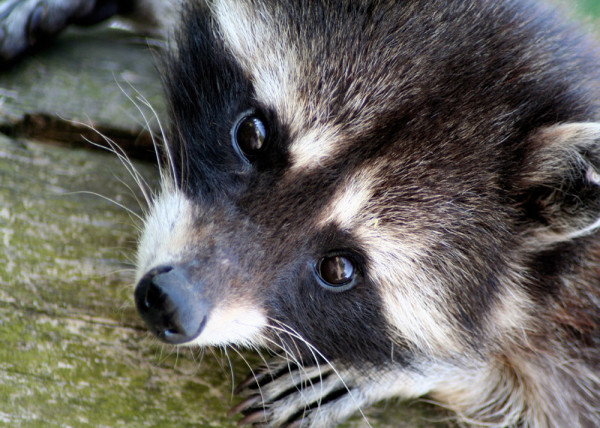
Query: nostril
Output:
[[135, 266, 175, 311], [164, 315, 207, 340], [143, 277, 167, 310], [162, 315, 208, 341], [135, 266, 172, 311]]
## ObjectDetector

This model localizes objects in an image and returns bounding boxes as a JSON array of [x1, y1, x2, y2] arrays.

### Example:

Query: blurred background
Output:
[[576, 0, 600, 19]]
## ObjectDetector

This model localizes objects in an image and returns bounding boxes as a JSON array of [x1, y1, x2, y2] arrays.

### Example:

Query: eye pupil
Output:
[[235, 116, 266, 158], [318, 256, 355, 286]]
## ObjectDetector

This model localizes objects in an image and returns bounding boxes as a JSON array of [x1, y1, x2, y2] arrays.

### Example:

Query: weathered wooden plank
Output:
[[0, 135, 244, 427], [0, 26, 164, 160]]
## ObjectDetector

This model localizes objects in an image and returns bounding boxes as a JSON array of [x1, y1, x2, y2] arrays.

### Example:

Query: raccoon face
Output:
[[135, 0, 600, 375]]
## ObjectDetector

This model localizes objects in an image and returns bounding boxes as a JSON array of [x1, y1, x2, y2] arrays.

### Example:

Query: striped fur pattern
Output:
[[134, 0, 600, 426]]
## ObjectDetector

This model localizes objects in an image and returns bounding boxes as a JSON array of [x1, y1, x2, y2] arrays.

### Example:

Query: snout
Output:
[[134, 265, 210, 345]]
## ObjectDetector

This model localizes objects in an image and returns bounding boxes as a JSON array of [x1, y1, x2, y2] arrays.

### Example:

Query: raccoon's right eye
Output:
[[232, 114, 266, 162]]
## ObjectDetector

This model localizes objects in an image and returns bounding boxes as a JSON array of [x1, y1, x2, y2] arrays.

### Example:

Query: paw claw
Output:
[[234, 372, 266, 395], [237, 409, 268, 426], [228, 395, 262, 417]]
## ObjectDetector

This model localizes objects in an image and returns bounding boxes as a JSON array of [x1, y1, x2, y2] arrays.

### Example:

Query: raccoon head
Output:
[[134, 0, 600, 375]]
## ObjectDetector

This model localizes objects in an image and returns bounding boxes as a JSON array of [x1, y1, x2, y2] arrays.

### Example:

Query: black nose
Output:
[[134, 265, 210, 344]]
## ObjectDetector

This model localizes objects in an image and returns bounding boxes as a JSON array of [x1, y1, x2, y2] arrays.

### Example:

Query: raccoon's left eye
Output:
[[315, 255, 357, 292], [232, 114, 266, 161]]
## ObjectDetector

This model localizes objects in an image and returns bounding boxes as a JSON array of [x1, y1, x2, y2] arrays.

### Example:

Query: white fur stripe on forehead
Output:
[[318, 168, 379, 230], [212, 1, 296, 118], [289, 126, 345, 171]]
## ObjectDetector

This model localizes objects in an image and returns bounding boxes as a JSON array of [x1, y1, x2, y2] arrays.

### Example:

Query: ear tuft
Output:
[[519, 122, 600, 243]]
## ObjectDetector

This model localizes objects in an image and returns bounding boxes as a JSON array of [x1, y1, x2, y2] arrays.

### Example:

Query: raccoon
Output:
[[5, 0, 600, 426], [130, 1, 600, 426]]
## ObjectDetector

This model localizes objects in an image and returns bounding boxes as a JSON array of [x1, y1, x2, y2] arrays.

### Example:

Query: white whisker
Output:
[[228, 345, 266, 404], [115, 78, 176, 187], [79, 132, 153, 207], [221, 347, 237, 397], [66, 190, 144, 223], [266, 318, 373, 428]]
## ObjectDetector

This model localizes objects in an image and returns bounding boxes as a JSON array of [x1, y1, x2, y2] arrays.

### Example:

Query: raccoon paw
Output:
[[232, 361, 373, 427], [0, 0, 131, 62]]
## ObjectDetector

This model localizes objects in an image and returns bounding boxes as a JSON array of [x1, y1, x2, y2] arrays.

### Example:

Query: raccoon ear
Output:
[[519, 122, 600, 243]]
